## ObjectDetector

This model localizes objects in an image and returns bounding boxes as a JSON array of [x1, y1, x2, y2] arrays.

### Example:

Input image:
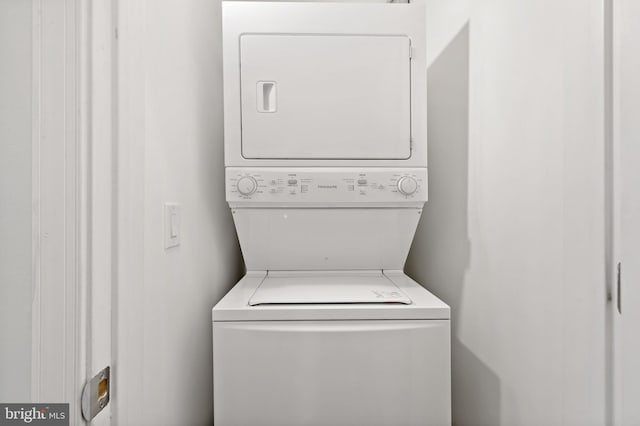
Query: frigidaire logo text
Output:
[[317, 185, 337, 189], [3, 406, 66, 424]]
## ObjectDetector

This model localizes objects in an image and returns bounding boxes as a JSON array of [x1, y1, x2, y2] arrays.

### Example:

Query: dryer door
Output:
[[240, 34, 411, 160]]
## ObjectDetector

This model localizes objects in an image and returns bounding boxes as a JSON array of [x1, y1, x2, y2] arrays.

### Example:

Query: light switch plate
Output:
[[164, 203, 181, 249]]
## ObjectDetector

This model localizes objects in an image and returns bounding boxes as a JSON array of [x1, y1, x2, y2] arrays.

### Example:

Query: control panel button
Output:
[[237, 176, 258, 196], [397, 176, 418, 196], [288, 179, 298, 185], [357, 179, 368, 185]]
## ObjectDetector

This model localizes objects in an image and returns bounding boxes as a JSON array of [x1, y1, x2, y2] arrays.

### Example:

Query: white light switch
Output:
[[164, 203, 181, 249]]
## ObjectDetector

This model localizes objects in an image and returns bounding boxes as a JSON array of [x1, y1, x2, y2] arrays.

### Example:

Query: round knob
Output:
[[237, 176, 257, 196], [397, 176, 418, 196]]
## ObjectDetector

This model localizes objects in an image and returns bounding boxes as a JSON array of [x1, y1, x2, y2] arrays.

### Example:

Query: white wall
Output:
[[0, 0, 32, 402], [406, 0, 607, 424], [116, 0, 243, 424]]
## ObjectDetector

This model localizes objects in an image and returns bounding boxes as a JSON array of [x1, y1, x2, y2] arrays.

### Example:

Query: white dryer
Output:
[[213, 2, 451, 425]]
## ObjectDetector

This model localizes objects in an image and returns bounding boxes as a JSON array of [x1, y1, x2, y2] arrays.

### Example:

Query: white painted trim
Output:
[[30, 0, 42, 403], [609, 0, 623, 424], [604, 0, 618, 424], [30, 0, 85, 422], [113, 0, 146, 424], [29, 0, 117, 424], [86, 0, 117, 423], [77, 0, 91, 421]]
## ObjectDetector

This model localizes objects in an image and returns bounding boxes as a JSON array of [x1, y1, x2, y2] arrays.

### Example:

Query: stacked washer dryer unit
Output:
[[213, 1, 451, 425]]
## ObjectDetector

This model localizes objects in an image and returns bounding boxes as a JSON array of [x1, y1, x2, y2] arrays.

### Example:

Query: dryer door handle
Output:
[[257, 81, 277, 113]]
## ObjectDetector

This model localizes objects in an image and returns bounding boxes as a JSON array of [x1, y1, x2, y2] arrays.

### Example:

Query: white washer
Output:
[[213, 271, 450, 426], [214, 2, 451, 425]]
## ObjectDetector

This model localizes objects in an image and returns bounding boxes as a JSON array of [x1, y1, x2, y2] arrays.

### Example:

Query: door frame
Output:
[[30, 0, 115, 424]]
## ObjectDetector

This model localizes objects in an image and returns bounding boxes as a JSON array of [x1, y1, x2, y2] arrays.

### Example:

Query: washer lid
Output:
[[249, 273, 411, 306], [212, 271, 450, 321]]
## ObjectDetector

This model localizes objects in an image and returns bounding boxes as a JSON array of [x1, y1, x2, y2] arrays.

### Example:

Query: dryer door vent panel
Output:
[[240, 34, 411, 160]]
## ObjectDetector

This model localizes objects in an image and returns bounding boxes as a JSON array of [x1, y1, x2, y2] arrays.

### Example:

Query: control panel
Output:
[[226, 167, 427, 203]]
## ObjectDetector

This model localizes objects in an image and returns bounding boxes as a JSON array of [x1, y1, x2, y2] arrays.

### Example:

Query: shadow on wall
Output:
[[193, 1, 245, 290], [405, 22, 501, 426]]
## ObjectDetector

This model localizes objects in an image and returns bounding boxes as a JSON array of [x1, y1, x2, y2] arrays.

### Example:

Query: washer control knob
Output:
[[237, 176, 257, 196], [397, 176, 418, 196]]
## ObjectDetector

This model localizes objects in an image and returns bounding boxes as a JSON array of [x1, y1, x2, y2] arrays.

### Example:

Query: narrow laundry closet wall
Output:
[[406, 0, 607, 424], [115, 0, 243, 424]]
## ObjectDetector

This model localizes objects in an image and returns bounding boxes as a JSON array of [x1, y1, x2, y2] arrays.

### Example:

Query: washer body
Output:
[[213, 271, 451, 426]]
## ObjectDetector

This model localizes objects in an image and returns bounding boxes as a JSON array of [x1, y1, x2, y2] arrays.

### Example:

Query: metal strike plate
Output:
[[81, 366, 110, 421]]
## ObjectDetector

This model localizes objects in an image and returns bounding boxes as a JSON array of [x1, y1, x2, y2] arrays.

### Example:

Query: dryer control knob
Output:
[[397, 176, 418, 196], [237, 176, 258, 196]]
